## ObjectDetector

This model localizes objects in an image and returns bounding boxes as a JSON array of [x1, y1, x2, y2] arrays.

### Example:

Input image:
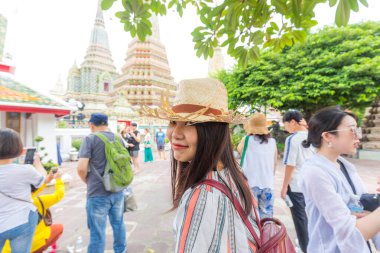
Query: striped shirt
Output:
[[173, 170, 260, 253]]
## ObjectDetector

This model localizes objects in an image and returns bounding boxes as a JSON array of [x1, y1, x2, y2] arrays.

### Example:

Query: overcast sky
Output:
[[0, 0, 379, 92]]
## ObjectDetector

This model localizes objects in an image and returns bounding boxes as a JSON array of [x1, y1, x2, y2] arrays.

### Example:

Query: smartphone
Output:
[[24, 148, 36, 164]]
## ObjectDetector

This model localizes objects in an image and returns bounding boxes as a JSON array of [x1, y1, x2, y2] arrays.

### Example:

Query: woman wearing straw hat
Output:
[[140, 78, 260, 252], [237, 113, 278, 219]]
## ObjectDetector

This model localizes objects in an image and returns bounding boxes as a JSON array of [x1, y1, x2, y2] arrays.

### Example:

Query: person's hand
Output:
[[45, 172, 54, 184], [129, 144, 135, 147], [280, 186, 288, 199], [54, 170, 62, 179], [33, 154, 43, 168], [352, 210, 371, 219]]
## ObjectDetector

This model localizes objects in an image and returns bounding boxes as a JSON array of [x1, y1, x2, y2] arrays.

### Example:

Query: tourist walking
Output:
[[301, 107, 380, 253], [281, 110, 314, 253], [237, 113, 278, 219], [143, 128, 154, 163], [141, 78, 260, 252], [77, 113, 127, 253], [155, 128, 167, 160], [129, 122, 141, 174], [0, 128, 46, 253]]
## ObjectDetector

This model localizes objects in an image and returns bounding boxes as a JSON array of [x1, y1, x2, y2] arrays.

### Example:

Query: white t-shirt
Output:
[[242, 136, 277, 189], [283, 131, 314, 193], [0, 164, 45, 233]]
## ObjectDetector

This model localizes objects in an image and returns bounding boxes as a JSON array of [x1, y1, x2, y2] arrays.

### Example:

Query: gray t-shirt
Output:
[[79, 131, 124, 197], [0, 164, 45, 233]]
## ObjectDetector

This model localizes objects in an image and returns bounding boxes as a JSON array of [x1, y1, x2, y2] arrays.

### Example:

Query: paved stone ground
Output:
[[50, 152, 380, 253]]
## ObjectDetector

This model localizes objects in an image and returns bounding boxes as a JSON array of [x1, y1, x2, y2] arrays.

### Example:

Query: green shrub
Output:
[[72, 139, 83, 151]]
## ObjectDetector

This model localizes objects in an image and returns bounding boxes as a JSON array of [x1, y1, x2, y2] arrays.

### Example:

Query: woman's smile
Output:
[[172, 143, 189, 150]]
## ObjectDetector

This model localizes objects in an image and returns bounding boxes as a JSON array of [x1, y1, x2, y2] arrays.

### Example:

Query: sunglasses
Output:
[[326, 126, 362, 139]]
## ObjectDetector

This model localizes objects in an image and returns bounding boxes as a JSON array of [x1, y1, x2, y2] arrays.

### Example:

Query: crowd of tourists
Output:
[[1, 77, 380, 253]]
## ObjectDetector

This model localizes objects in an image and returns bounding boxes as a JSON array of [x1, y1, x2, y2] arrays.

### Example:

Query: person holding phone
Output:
[[0, 128, 47, 252]]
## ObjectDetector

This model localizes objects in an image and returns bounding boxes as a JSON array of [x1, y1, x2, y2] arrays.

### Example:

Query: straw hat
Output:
[[247, 113, 269, 135], [139, 78, 247, 124]]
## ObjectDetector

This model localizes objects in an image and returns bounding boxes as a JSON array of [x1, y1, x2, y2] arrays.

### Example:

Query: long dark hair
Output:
[[302, 107, 357, 149], [171, 122, 253, 214]]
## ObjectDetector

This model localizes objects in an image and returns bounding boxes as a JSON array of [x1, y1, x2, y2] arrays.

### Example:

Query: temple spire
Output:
[[150, 15, 160, 41], [95, 0, 105, 28]]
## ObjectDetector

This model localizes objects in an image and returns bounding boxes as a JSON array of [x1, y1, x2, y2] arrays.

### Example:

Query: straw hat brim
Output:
[[250, 127, 270, 135], [139, 96, 247, 124]]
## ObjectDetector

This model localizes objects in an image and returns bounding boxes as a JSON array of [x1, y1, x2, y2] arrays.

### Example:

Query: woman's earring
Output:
[[328, 142, 332, 148]]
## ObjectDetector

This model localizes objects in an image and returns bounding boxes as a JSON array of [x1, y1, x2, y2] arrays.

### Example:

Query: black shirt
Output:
[[129, 130, 140, 151]]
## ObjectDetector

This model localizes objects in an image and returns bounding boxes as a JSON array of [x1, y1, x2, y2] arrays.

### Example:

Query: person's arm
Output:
[[31, 172, 54, 197], [131, 131, 141, 142], [33, 154, 47, 176], [281, 136, 297, 199], [77, 136, 91, 183], [281, 165, 295, 198], [237, 137, 246, 154], [356, 208, 380, 240], [77, 158, 89, 183], [274, 145, 278, 175], [302, 166, 380, 251], [38, 171, 65, 209]]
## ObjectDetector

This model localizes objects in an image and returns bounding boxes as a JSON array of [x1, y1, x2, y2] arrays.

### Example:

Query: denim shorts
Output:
[[0, 210, 38, 253], [130, 150, 139, 158]]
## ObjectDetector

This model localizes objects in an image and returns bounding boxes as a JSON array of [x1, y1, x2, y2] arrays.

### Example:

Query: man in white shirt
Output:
[[281, 110, 314, 253]]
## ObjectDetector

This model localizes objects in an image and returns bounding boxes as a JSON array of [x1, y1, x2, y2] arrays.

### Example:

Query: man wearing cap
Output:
[[77, 113, 127, 253], [128, 122, 141, 174]]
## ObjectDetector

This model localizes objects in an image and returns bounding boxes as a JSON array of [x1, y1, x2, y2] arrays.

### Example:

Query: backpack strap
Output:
[[92, 133, 111, 180], [240, 135, 250, 167], [197, 179, 262, 247], [94, 132, 110, 144]]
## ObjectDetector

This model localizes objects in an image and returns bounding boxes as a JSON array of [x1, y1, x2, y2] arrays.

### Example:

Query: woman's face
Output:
[[327, 115, 361, 155], [167, 121, 198, 162]]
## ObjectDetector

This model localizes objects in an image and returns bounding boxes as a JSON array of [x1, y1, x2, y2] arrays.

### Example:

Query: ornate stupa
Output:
[[50, 77, 66, 97], [64, 1, 118, 116], [109, 15, 176, 112]]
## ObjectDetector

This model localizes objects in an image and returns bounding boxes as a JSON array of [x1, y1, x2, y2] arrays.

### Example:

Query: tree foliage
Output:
[[101, 0, 368, 66], [218, 22, 380, 119]]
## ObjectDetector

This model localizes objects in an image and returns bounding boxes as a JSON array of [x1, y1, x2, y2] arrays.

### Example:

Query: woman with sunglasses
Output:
[[300, 107, 380, 253]]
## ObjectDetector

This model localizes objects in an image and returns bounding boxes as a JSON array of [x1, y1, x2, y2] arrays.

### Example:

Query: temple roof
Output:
[[0, 71, 71, 116]]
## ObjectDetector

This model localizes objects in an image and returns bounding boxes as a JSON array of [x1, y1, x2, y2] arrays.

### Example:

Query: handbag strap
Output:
[[240, 135, 250, 167], [0, 191, 32, 203], [37, 196, 46, 216], [198, 179, 262, 247], [337, 160, 357, 195]]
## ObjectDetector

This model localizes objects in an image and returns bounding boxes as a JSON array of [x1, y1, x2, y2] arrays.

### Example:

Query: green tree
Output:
[[101, 0, 369, 66], [219, 22, 380, 119]]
